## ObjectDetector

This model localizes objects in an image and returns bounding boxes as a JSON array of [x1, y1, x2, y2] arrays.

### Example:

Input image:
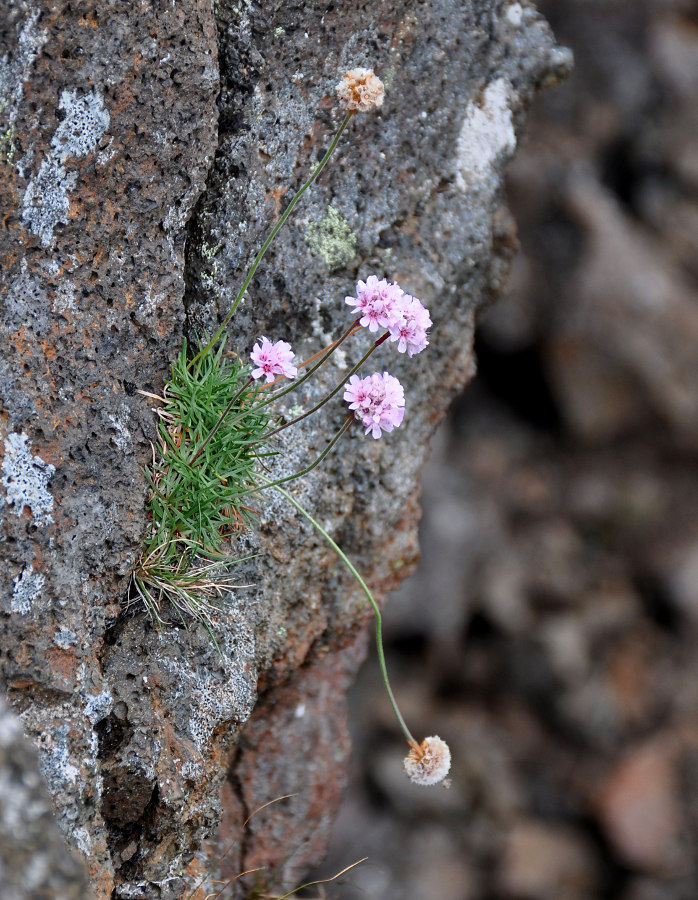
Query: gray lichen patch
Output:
[[21, 157, 78, 247], [0, 9, 47, 138], [21, 89, 110, 246], [455, 77, 517, 193], [157, 603, 257, 776], [304, 205, 357, 270], [1, 431, 55, 526], [11, 565, 45, 615], [51, 89, 111, 159]]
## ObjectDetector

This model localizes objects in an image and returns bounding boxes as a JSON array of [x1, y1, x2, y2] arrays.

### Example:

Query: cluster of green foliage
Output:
[[132, 339, 270, 631]]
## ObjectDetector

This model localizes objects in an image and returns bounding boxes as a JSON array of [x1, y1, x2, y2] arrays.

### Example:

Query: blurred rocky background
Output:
[[317, 1, 698, 898]]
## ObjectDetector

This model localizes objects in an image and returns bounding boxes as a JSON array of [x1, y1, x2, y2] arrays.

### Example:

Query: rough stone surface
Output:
[[0, 1, 566, 896], [0, 694, 93, 900]]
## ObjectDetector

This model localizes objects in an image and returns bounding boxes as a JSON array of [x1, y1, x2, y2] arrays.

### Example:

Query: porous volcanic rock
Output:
[[0, 1, 568, 896], [0, 694, 93, 900]]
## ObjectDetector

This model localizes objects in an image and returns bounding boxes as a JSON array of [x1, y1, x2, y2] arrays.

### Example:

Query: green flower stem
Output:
[[217, 319, 362, 442], [254, 331, 388, 444], [268, 480, 416, 746], [188, 376, 254, 466], [190, 110, 354, 368], [248, 415, 353, 492]]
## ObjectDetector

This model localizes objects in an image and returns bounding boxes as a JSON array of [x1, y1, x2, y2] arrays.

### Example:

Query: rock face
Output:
[[0, 694, 92, 900], [0, 1, 567, 896]]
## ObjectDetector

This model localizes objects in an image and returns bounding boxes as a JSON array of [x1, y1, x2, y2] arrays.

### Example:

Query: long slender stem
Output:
[[254, 332, 388, 443], [268, 481, 416, 746], [188, 376, 254, 466], [254, 318, 360, 410], [217, 320, 363, 442], [248, 416, 353, 492], [190, 111, 354, 367], [283, 324, 362, 380]]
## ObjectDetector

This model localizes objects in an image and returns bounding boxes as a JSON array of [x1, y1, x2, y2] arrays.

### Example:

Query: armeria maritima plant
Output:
[[135, 65, 451, 786]]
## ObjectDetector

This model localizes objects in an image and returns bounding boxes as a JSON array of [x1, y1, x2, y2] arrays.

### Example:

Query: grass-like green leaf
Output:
[[134, 337, 271, 625]]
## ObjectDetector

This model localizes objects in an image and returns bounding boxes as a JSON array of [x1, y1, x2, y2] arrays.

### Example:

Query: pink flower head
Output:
[[250, 336, 297, 383], [343, 371, 405, 439], [345, 275, 404, 333], [388, 294, 432, 357]]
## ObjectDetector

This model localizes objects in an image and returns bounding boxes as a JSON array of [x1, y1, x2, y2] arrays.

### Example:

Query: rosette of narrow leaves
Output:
[[134, 338, 271, 627]]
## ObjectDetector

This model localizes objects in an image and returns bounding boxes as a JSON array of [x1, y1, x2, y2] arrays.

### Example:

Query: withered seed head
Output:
[[403, 735, 451, 786], [335, 67, 385, 113]]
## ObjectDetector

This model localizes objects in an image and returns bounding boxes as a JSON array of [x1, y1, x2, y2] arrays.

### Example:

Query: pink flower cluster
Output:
[[250, 337, 297, 383], [343, 371, 405, 439], [345, 275, 404, 333], [345, 276, 431, 357]]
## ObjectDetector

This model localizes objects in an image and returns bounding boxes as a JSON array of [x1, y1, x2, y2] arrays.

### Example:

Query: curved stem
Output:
[[254, 332, 388, 443], [190, 111, 354, 367], [252, 318, 360, 413], [248, 415, 353, 492], [268, 481, 416, 746]]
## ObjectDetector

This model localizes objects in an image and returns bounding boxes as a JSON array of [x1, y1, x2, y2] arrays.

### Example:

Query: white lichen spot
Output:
[[1, 432, 55, 525], [73, 827, 91, 856], [333, 346, 348, 370], [22, 89, 110, 246], [21, 157, 77, 245], [163, 203, 184, 233], [136, 282, 168, 325], [107, 413, 132, 453], [95, 135, 116, 168], [11, 565, 44, 614], [83, 691, 112, 725], [455, 78, 516, 193], [506, 2, 524, 26], [36, 724, 80, 788], [51, 89, 110, 158], [52, 278, 76, 313], [54, 627, 78, 649], [311, 313, 332, 345], [294, 702, 306, 718]]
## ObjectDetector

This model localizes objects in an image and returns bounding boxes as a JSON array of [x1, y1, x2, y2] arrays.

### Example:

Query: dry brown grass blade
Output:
[[203, 867, 263, 900], [183, 794, 297, 900], [268, 857, 368, 900]]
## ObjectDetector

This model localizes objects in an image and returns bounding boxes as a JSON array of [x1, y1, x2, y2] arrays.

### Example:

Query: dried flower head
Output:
[[250, 337, 297, 383], [336, 68, 385, 113], [403, 736, 451, 786]]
